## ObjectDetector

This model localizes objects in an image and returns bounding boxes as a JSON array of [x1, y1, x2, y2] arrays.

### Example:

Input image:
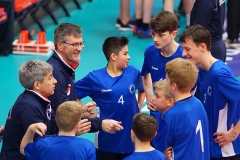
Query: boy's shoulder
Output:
[[124, 149, 166, 160], [145, 44, 159, 53], [164, 96, 202, 116]]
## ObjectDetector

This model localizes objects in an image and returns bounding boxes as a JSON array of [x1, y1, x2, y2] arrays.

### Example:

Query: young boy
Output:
[[152, 58, 210, 159], [75, 36, 145, 159], [179, 25, 240, 159], [124, 113, 166, 160], [140, 11, 184, 117], [152, 79, 175, 116], [151, 79, 175, 146], [20, 101, 96, 160]]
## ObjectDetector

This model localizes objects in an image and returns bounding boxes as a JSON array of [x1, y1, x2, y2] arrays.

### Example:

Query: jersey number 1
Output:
[[196, 120, 204, 152]]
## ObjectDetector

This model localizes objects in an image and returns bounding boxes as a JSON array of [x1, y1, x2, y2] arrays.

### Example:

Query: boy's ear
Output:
[[171, 31, 178, 38], [131, 129, 135, 143], [168, 98, 175, 106], [200, 43, 207, 51], [110, 53, 116, 61], [171, 82, 177, 90]]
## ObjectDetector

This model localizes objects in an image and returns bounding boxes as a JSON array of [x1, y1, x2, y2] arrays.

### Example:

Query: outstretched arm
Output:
[[214, 120, 240, 147], [20, 123, 47, 155], [101, 119, 123, 134]]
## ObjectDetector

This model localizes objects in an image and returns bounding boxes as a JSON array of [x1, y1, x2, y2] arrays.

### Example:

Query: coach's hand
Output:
[[102, 120, 123, 134], [83, 101, 96, 117], [75, 119, 91, 136]]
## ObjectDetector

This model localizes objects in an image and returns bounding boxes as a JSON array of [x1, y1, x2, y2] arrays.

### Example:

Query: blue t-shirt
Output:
[[199, 60, 240, 158], [152, 96, 210, 159], [75, 65, 143, 153], [123, 150, 166, 160], [25, 136, 95, 160], [140, 44, 183, 117]]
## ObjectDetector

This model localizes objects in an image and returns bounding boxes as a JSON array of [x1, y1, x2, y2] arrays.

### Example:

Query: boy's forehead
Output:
[[119, 45, 128, 52], [152, 30, 169, 34]]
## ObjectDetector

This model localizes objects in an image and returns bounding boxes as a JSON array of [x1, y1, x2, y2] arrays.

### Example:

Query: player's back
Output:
[[164, 96, 210, 160]]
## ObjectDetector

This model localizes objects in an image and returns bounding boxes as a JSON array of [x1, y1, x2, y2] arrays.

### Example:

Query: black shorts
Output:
[[211, 154, 240, 160], [96, 148, 132, 160]]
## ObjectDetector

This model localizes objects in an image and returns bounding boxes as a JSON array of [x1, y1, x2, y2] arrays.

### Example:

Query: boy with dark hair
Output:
[[75, 36, 145, 160], [153, 58, 210, 159], [179, 24, 240, 159], [20, 101, 96, 160], [141, 11, 184, 118], [124, 113, 166, 160]]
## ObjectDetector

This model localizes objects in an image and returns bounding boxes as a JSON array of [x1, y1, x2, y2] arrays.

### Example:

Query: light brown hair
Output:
[[153, 79, 173, 99], [165, 58, 198, 92], [56, 101, 83, 132]]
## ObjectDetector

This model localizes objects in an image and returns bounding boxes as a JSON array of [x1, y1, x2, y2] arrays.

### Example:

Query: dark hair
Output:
[[132, 113, 158, 142], [150, 11, 178, 33], [102, 36, 129, 61], [179, 25, 211, 51]]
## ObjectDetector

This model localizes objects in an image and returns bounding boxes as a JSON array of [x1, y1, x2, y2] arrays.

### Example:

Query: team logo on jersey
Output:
[[66, 84, 71, 96], [129, 84, 136, 94], [151, 66, 158, 70], [46, 104, 52, 120], [207, 86, 212, 96]]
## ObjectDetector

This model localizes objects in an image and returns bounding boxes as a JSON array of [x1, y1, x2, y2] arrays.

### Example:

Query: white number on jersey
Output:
[[118, 95, 124, 105], [196, 120, 204, 152]]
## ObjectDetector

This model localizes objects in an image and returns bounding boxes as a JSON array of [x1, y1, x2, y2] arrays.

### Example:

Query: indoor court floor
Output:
[[0, 0, 240, 149]]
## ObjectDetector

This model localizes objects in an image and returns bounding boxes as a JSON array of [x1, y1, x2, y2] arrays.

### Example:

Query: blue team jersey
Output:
[[140, 44, 183, 117], [199, 60, 240, 158], [123, 150, 166, 160], [25, 136, 95, 160], [152, 96, 210, 160], [75, 65, 142, 153]]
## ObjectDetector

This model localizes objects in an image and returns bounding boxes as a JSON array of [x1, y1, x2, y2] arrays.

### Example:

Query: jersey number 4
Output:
[[118, 95, 124, 105]]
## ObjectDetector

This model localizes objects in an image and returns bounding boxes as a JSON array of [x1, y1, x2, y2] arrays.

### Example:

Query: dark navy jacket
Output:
[[0, 90, 58, 160], [190, 0, 225, 43], [47, 51, 103, 132]]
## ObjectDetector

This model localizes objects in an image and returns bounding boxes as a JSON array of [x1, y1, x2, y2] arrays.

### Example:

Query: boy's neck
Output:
[[173, 92, 192, 103], [58, 130, 76, 136], [161, 40, 179, 57], [106, 63, 123, 77], [134, 138, 155, 152], [200, 53, 217, 71]]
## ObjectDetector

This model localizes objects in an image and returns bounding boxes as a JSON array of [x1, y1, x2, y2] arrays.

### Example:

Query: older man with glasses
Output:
[[47, 23, 123, 135]]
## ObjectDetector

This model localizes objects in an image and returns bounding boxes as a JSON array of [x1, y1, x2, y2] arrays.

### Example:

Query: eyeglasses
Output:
[[61, 41, 86, 49]]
